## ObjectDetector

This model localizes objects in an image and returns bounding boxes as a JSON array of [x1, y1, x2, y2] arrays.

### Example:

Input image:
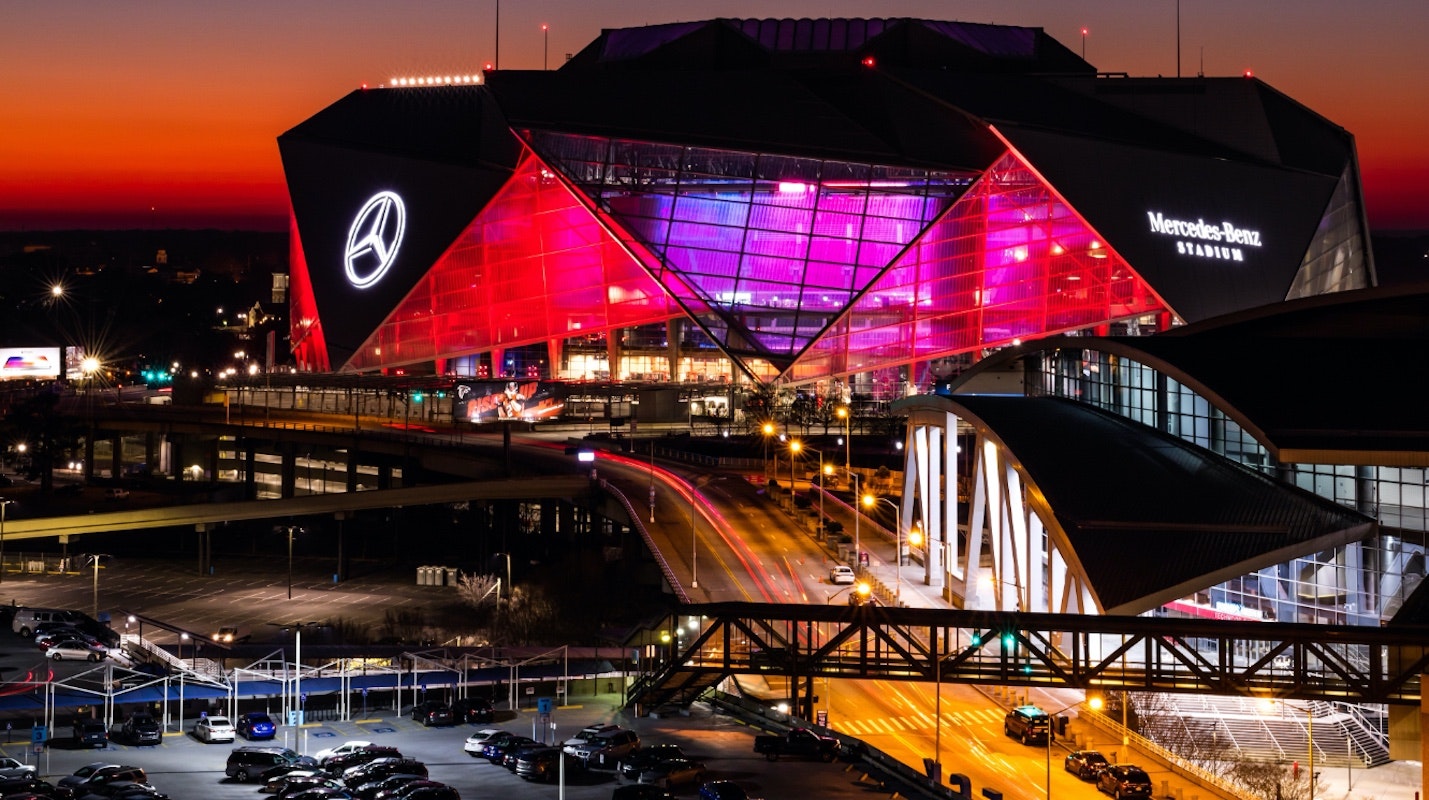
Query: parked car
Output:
[[314, 740, 374, 763], [562, 724, 621, 753], [451, 696, 493, 724], [237, 712, 277, 740], [612, 786, 675, 800], [638, 758, 708, 789], [322, 746, 401, 773], [194, 715, 236, 743], [120, 712, 162, 747], [618, 743, 687, 780], [399, 786, 460, 800], [227, 745, 310, 782], [1096, 765, 1153, 799], [568, 728, 640, 768], [73, 718, 110, 749], [350, 773, 428, 800], [0, 775, 54, 798], [514, 747, 581, 783], [262, 769, 328, 794], [56, 764, 147, 793], [341, 757, 427, 788], [462, 729, 504, 757], [829, 565, 856, 585], [1064, 749, 1110, 780], [0, 757, 37, 779], [105, 488, 130, 500], [410, 701, 455, 727], [697, 781, 749, 800], [46, 641, 105, 661], [482, 735, 538, 765], [372, 780, 446, 800], [276, 776, 347, 799]]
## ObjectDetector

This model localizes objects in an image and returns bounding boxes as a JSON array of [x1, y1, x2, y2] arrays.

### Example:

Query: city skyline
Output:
[[4, 0, 1426, 232]]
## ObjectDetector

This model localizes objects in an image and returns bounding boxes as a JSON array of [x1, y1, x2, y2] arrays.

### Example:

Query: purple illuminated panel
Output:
[[347, 151, 679, 371], [525, 131, 973, 370], [794, 151, 1167, 381]]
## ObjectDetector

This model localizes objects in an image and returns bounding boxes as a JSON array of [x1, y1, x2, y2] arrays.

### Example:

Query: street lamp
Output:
[[85, 554, 111, 618], [0, 497, 12, 585], [826, 581, 871, 605], [276, 525, 304, 599], [862, 494, 920, 604], [1260, 698, 1317, 800], [791, 441, 826, 536], [1045, 695, 1103, 798], [761, 422, 776, 484]]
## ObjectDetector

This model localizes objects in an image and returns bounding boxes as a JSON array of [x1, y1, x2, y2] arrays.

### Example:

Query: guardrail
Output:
[[705, 688, 965, 800], [600, 478, 689, 603]]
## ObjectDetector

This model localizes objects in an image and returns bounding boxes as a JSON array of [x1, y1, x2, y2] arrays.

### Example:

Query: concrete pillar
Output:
[[605, 331, 621, 380], [109, 435, 122, 479], [279, 442, 297, 498], [666, 319, 681, 382]]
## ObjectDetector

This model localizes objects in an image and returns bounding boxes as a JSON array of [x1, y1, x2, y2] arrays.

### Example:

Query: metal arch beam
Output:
[[0, 477, 592, 541], [902, 396, 1096, 615]]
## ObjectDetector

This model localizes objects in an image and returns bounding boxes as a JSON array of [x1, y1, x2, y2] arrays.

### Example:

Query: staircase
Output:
[[1141, 694, 1390, 768], [626, 663, 729, 710]]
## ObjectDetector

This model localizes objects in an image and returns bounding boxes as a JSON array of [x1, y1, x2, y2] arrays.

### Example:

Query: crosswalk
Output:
[[828, 707, 1005, 736]]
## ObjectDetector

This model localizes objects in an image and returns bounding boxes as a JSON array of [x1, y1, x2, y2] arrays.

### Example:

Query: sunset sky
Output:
[[3, 1, 1426, 232]]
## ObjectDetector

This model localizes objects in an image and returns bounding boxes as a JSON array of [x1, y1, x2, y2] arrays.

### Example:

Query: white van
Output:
[[12, 607, 82, 638]]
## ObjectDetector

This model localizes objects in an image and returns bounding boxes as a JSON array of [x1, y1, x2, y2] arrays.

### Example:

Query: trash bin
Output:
[[445, 567, 459, 586], [1057, 714, 1069, 736]]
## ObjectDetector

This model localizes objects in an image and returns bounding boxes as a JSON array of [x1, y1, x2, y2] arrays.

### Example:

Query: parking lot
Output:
[[6, 699, 858, 799]]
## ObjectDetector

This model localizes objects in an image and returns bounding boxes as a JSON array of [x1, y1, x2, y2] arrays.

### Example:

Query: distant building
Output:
[[280, 17, 1371, 390]]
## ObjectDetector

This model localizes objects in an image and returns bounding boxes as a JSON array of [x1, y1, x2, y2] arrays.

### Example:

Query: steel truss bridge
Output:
[[630, 603, 1429, 711]]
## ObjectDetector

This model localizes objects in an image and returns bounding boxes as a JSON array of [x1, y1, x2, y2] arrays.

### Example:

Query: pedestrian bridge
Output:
[[629, 602, 1429, 709]]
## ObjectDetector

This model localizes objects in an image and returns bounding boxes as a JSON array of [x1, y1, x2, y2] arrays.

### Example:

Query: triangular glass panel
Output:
[[346, 150, 680, 372], [524, 130, 976, 376], [791, 150, 1169, 382]]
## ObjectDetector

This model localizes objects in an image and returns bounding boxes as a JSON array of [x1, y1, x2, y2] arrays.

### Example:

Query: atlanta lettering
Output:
[[1147, 211, 1262, 262]]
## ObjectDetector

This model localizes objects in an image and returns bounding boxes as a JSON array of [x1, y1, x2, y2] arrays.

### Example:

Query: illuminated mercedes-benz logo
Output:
[[344, 191, 407, 289]]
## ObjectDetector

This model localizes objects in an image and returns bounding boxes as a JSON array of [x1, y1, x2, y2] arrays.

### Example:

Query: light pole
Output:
[[761, 422, 776, 485], [1045, 695, 1103, 798], [862, 494, 920, 605], [541, 24, 549, 70], [791, 441, 826, 536], [85, 554, 111, 618], [276, 525, 303, 599], [835, 406, 858, 562], [688, 478, 703, 589], [0, 497, 12, 585], [1261, 698, 1316, 800]]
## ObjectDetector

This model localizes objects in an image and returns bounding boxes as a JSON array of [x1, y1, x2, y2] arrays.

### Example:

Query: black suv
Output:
[[1097, 764, 1153, 798], [452, 696, 494, 723], [225, 746, 307, 782], [1003, 705, 1050, 745], [411, 701, 455, 727], [73, 719, 109, 749], [122, 712, 162, 746]]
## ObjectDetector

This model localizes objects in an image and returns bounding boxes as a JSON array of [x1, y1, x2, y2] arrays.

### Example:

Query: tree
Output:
[[1226, 759, 1325, 800], [455, 572, 501, 610]]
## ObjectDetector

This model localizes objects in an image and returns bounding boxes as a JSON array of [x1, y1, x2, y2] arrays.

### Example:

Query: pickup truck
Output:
[[752, 728, 841, 762]]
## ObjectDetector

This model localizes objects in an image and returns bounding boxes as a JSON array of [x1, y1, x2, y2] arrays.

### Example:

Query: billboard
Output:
[[0, 347, 61, 380], [453, 380, 565, 423]]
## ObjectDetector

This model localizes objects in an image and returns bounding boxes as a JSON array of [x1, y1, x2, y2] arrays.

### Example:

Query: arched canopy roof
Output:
[[899, 395, 1375, 614], [952, 283, 1429, 467]]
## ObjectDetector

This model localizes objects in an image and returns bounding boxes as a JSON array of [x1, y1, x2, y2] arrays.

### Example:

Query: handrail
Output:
[[601, 478, 689, 604], [1079, 706, 1254, 799]]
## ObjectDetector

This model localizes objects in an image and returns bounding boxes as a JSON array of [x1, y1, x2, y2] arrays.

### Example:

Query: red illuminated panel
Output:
[[347, 151, 680, 371], [794, 150, 1167, 381], [287, 211, 331, 373]]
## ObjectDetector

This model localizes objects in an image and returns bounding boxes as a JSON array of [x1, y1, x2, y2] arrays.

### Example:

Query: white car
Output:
[[46, 642, 105, 662], [829, 565, 857, 585], [464, 728, 504, 757], [312, 739, 372, 762], [0, 756, 36, 778], [194, 715, 236, 743]]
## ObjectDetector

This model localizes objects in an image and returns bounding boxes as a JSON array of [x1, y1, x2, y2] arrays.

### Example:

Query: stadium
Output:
[[279, 17, 1372, 396]]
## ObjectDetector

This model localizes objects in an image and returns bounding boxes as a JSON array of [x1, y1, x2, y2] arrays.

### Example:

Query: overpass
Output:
[[629, 602, 1429, 710], [0, 477, 592, 541]]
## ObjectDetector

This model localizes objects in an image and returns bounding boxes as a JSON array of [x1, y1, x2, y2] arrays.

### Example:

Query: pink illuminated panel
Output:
[[287, 212, 331, 373], [795, 151, 1167, 381], [347, 152, 680, 371]]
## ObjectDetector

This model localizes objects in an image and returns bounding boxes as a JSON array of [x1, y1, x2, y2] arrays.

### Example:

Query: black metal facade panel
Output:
[[278, 138, 518, 369], [486, 70, 961, 167], [999, 127, 1340, 323], [951, 396, 1373, 611]]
